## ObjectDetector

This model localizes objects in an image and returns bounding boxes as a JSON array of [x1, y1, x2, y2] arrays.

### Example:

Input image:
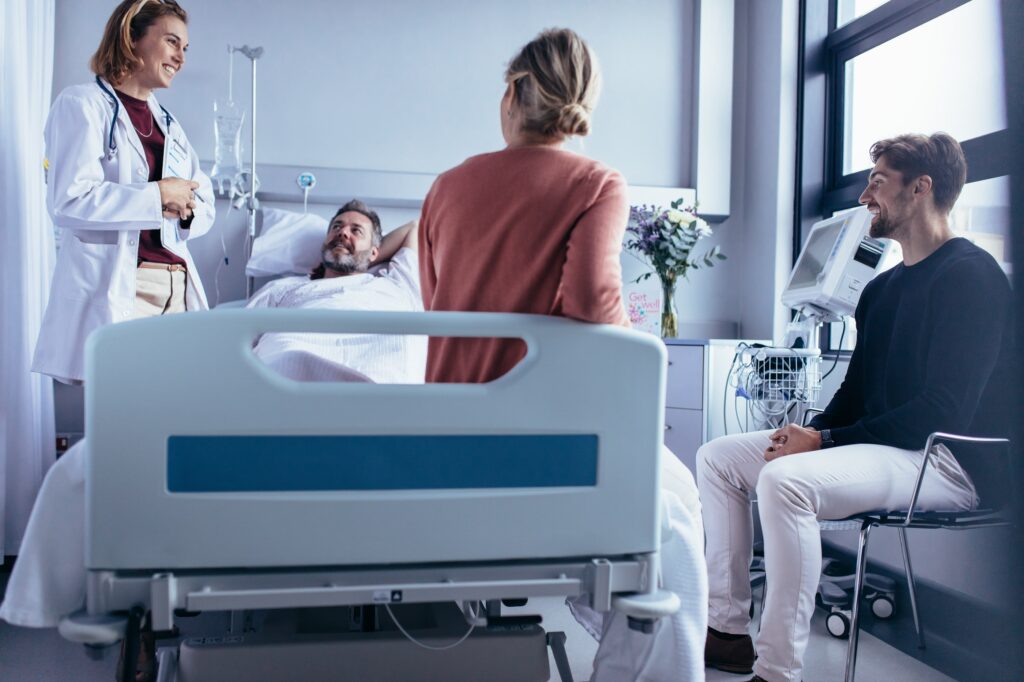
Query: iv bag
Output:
[[211, 98, 244, 195]]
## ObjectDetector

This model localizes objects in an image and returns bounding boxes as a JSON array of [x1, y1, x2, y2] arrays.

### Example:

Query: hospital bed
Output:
[[58, 309, 680, 681]]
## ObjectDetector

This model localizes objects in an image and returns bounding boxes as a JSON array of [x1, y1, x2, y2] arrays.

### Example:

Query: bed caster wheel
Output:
[[627, 617, 655, 634], [826, 609, 850, 639], [870, 595, 894, 619], [84, 643, 116, 661]]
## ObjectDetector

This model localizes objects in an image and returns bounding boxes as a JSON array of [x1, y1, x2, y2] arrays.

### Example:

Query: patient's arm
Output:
[[371, 219, 419, 265]]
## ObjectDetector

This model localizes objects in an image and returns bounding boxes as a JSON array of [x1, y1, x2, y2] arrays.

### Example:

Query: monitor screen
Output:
[[788, 218, 846, 290]]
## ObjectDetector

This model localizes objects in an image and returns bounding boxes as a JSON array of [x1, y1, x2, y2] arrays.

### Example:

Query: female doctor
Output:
[[33, 0, 214, 385]]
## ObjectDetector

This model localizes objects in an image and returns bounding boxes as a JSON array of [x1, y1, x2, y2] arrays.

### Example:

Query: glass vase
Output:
[[660, 275, 678, 339]]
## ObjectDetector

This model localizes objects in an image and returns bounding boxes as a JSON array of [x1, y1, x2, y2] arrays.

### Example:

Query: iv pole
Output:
[[231, 44, 263, 298]]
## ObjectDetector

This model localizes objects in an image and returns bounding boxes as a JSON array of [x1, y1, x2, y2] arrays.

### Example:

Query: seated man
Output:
[[0, 199, 422, 631], [698, 133, 1013, 682], [247, 199, 425, 383]]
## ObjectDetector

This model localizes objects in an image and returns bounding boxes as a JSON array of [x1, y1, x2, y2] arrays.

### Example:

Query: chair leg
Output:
[[845, 521, 873, 682], [897, 527, 925, 650]]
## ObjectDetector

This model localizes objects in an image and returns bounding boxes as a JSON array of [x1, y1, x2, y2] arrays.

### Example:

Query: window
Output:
[[796, 0, 1012, 351], [841, 0, 1006, 174], [836, 0, 891, 27], [952, 175, 1011, 270]]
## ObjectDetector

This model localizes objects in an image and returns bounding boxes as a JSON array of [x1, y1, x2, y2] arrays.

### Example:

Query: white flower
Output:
[[694, 218, 712, 237], [669, 209, 696, 226]]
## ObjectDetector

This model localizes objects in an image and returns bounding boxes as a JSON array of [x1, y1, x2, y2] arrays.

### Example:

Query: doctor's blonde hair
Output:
[[505, 28, 602, 139], [91, 0, 188, 86]]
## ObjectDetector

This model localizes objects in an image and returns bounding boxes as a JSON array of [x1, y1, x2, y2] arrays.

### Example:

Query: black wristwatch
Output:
[[819, 428, 835, 449]]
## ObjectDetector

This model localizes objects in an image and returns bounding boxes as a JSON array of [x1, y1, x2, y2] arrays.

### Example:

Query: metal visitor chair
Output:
[[804, 408, 1013, 682]]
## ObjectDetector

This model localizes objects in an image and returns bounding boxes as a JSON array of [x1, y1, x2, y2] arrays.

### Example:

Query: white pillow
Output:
[[245, 207, 328, 277]]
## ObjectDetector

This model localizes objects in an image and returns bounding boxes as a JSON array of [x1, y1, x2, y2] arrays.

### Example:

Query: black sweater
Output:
[[809, 238, 1014, 502]]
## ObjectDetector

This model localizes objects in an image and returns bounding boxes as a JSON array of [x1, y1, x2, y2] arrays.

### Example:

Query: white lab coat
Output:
[[32, 78, 215, 383]]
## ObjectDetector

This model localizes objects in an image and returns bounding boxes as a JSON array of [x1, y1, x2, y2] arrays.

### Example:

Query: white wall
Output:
[[716, 0, 799, 341], [46, 0, 793, 360], [53, 0, 696, 184], [53, 0, 738, 313]]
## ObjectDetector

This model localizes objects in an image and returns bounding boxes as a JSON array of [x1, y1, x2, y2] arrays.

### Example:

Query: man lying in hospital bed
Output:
[[245, 199, 425, 383]]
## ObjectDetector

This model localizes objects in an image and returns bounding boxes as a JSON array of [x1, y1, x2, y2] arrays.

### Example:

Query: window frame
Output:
[[796, 0, 1012, 353]]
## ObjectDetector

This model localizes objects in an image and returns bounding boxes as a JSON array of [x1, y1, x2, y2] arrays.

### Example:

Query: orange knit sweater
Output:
[[419, 145, 630, 384]]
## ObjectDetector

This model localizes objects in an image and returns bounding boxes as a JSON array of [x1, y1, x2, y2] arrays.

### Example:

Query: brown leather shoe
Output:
[[705, 627, 755, 674]]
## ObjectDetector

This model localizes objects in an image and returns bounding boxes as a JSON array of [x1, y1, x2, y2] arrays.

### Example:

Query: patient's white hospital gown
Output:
[[247, 246, 427, 384]]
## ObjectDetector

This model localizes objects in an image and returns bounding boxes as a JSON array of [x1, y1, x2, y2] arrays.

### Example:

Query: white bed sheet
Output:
[[247, 247, 426, 384]]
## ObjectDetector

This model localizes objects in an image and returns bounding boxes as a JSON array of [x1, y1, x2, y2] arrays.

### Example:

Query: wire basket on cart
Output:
[[727, 345, 822, 430]]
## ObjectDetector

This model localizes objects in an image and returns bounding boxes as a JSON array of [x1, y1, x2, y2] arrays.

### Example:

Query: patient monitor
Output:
[[782, 207, 890, 320], [722, 209, 892, 430], [782, 204, 888, 319], [778, 206, 892, 353]]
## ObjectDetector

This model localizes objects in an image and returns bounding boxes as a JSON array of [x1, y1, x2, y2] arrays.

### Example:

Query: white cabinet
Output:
[[664, 407, 705, 473], [665, 345, 705, 410], [661, 339, 772, 472], [663, 342, 707, 472]]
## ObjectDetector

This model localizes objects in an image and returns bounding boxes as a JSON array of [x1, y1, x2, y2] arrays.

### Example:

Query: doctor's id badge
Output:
[[162, 137, 190, 179]]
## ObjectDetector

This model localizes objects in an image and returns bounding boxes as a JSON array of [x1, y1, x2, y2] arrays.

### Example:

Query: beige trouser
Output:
[[697, 430, 977, 682], [133, 263, 187, 319]]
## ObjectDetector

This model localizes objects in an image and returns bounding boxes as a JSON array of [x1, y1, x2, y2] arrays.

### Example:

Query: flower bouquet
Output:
[[625, 199, 725, 338]]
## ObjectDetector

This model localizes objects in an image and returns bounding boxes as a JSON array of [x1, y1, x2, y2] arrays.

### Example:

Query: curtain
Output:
[[0, 0, 56, 556]]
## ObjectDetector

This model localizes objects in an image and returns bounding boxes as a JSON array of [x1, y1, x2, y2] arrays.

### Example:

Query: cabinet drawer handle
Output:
[[667, 360, 674, 366], [664, 424, 672, 431]]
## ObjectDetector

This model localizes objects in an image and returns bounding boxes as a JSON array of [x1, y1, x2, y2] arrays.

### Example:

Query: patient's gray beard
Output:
[[321, 247, 373, 274]]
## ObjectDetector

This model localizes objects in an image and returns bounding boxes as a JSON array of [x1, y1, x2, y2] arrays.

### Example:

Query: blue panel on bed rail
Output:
[[167, 434, 598, 492]]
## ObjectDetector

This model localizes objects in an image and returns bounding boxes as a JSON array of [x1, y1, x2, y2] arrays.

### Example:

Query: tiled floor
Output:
[[0, 580, 955, 681], [530, 596, 954, 682]]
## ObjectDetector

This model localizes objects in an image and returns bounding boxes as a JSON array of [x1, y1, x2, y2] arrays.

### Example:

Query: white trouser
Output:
[[696, 430, 977, 682], [572, 446, 708, 681], [4, 442, 710, 682]]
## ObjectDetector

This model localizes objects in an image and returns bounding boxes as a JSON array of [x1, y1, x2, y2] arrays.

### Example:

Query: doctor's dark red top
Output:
[[114, 90, 186, 267], [418, 145, 630, 384]]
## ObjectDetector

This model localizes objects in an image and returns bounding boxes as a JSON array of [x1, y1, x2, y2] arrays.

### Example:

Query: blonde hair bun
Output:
[[556, 102, 591, 137], [505, 28, 602, 140]]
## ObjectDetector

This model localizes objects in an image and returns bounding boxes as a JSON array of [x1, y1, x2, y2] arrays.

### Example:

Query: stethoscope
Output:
[[95, 75, 174, 158]]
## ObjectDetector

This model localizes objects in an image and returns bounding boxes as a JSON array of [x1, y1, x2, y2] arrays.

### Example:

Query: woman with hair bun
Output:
[[419, 28, 707, 681], [420, 27, 623, 384]]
